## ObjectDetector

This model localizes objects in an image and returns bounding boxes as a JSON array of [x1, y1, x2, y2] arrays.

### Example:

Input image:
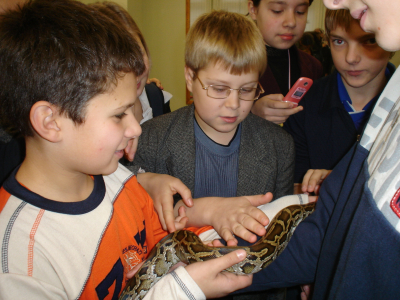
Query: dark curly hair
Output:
[[0, 0, 145, 136]]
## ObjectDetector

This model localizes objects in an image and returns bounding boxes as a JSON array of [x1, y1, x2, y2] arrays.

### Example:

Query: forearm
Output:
[[143, 266, 205, 300], [174, 197, 215, 227]]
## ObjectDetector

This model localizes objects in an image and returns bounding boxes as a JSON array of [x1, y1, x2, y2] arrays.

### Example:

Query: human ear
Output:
[[248, 0, 258, 21], [30, 101, 62, 142], [184, 66, 195, 93]]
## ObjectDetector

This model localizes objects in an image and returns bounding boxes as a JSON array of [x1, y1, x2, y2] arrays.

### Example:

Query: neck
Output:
[[343, 68, 388, 111], [194, 112, 237, 146], [16, 139, 94, 203]]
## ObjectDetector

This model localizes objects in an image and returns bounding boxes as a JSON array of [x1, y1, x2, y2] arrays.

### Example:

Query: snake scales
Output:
[[120, 202, 316, 300]]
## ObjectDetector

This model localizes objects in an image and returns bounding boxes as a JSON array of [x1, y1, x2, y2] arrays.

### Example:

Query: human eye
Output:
[[296, 5, 308, 15], [210, 85, 229, 94], [115, 112, 127, 120], [269, 4, 284, 14], [332, 38, 345, 46], [240, 87, 255, 94], [296, 9, 307, 15], [364, 37, 377, 45]]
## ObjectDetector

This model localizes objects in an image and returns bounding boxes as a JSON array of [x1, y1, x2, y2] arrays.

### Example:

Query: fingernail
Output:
[[187, 198, 193, 206], [236, 250, 246, 259]]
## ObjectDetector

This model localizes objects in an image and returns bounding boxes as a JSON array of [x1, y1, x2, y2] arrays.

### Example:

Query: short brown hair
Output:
[[0, 0, 145, 136], [185, 10, 266, 76], [90, 2, 149, 57], [325, 9, 360, 40]]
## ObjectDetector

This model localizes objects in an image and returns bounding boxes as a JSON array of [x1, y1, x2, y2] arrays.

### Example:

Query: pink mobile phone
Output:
[[283, 77, 313, 106]]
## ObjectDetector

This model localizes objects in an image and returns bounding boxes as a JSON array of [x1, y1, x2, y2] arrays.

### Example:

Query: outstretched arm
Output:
[[137, 172, 193, 232], [141, 250, 252, 300], [175, 193, 272, 245]]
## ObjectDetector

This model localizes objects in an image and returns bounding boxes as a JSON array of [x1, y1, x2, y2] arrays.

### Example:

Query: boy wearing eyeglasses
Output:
[[128, 10, 294, 300]]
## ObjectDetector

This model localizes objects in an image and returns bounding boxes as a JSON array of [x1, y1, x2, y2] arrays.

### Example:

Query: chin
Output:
[[376, 35, 400, 52]]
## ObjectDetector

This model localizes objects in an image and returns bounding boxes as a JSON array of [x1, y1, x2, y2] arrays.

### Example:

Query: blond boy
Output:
[[0, 1, 251, 299]]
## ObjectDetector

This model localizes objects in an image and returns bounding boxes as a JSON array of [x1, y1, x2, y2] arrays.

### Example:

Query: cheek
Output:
[[296, 17, 307, 33], [240, 102, 254, 114], [366, 48, 391, 61], [330, 50, 344, 66]]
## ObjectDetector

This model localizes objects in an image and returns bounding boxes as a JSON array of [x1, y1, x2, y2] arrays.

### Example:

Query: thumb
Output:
[[212, 250, 247, 273], [246, 192, 273, 207], [171, 182, 193, 207]]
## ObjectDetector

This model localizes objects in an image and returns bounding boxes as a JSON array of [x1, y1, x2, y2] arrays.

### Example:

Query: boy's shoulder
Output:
[[141, 104, 193, 133]]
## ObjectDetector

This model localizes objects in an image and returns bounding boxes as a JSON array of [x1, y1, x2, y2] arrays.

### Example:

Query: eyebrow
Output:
[[268, 1, 309, 6], [330, 33, 375, 41], [206, 79, 258, 86], [115, 101, 135, 111]]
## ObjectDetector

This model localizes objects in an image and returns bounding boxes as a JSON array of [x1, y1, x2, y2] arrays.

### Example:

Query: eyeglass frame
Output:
[[196, 77, 265, 101]]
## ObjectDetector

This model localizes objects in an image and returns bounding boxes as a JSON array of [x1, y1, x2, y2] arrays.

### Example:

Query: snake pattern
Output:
[[120, 202, 316, 300]]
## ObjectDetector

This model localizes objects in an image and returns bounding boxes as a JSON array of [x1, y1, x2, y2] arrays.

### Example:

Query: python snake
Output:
[[120, 202, 316, 300]]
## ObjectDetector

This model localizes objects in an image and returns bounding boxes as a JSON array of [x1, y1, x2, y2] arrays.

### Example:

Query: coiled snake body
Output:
[[120, 202, 316, 300]]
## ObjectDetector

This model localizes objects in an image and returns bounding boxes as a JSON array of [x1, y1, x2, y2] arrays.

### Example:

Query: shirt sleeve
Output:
[[0, 273, 67, 300], [143, 266, 205, 300]]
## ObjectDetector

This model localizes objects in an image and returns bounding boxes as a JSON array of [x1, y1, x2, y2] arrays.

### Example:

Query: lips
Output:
[[279, 34, 294, 41], [351, 7, 367, 20], [115, 149, 124, 159], [347, 70, 363, 76], [221, 116, 238, 123]]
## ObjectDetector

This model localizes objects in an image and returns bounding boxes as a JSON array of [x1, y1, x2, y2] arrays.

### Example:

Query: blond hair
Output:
[[185, 10, 266, 76]]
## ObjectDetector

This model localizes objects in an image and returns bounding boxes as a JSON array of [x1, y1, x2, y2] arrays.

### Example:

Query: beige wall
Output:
[[80, 0, 399, 111], [130, 0, 187, 111], [80, 0, 187, 111]]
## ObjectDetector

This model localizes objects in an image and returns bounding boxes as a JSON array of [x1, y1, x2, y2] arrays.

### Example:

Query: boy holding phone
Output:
[[236, 0, 400, 296], [283, 8, 395, 190]]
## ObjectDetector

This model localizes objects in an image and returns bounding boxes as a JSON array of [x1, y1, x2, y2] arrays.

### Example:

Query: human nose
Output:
[[346, 43, 361, 64], [224, 89, 240, 110], [323, 0, 347, 10], [283, 11, 296, 28], [125, 111, 142, 139]]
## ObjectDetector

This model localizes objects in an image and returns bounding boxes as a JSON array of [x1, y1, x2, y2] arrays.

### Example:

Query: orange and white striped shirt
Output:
[[0, 165, 204, 300]]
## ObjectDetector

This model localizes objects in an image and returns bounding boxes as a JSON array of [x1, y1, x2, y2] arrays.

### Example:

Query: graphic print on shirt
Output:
[[122, 221, 147, 273]]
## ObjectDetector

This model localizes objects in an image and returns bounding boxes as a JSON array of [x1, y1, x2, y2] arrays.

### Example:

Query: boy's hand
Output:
[[301, 284, 313, 300], [124, 137, 139, 162], [174, 206, 189, 231], [146, 77, 164, 90], [210, 193, 271, 245], [185, 249, 252, 298], [136, 173, 193, 232], [179, 193, 272, 245], [301, 169, 332, 195], [251, 94, 303, 124]]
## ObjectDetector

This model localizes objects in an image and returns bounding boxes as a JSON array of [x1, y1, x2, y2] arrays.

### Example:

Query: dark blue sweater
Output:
[[237, 141, 400, 299], [283, 65, 396, 183]]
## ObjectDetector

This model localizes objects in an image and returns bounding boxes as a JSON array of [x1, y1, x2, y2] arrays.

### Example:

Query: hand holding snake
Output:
[[120, 195, 316, 300]]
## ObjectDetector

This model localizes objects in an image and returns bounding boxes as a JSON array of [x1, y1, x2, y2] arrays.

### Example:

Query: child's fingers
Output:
[[234, 212, 266, 240], [218, 227, 238, 246], [171, 182, 193, 207], [212, 249, 247, 272], [246, 192, 273, 207], [163, 205, 177, 233]]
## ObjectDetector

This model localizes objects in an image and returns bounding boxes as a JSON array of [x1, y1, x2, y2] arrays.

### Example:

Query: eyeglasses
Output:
[[197, 77, 264, 101]]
